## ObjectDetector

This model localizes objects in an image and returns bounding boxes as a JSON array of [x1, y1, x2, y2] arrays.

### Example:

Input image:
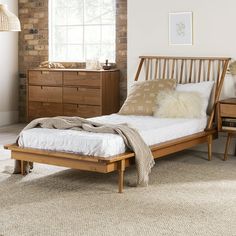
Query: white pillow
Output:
[[154, 91, 203, 118], [176, 81, 214, 116]]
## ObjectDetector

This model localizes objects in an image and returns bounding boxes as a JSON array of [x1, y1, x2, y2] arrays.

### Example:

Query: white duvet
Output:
[[18, 114, 207, 158]]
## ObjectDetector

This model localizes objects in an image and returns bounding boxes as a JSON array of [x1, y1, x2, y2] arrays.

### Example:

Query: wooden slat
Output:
[[134, 58, 145, 81], [214, 60, 222, 102], [166, 59, 170, 78], [176, 60, 179, 83], [162, 59, 167, 78], [198, 60, 202, 82], [154, 59, 158, 79], [179, 59, 184, 84], [217, 60, 221, 84], [171, 59, 175, 79], [214, 60, 230, 103], [207, 60, 212, 81], [188, 60, 193, 83], [145, 59, 150, 80], [158, 60, 162, 78]]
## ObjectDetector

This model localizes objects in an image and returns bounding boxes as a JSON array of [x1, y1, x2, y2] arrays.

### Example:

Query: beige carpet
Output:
[[0, 149, 236, 236]]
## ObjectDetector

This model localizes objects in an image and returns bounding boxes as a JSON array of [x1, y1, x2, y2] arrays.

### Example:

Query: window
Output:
[[49, 0, 116, 62]]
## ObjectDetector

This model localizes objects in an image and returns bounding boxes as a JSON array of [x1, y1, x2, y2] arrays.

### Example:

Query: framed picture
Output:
[[169, 12, 193, 45]]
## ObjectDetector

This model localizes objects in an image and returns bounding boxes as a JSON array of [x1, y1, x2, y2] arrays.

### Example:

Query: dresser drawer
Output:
[[28, 102, 63, 121], [220, 104, 236, 118], [64, 71, 100, 87], [29, 86, 62, 103], [63, 104, 101, 118], [28, 71, 62, 86], [63, 87, 101, 105]]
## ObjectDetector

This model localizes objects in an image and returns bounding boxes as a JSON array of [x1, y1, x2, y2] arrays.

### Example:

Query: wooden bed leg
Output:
[[20, 161, 25, 175], [20, 161, 28, 175], [208, 135, 213, 161], [118, 159, 125, 193]]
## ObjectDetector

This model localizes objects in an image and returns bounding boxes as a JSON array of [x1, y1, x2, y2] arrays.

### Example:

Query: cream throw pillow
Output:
[[119, 80, 176, 115], [154, 91, 203, 118], [176, 81, 215, 115]]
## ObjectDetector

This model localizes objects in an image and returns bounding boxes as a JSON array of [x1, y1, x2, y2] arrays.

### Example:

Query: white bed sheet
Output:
[[18, 114, 207, 158]]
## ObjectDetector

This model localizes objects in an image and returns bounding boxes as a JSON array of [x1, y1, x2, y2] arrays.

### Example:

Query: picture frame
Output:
[[169, 12, 193, 46]]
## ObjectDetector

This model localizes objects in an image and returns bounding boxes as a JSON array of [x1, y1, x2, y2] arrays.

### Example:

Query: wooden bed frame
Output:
[[4, 56, 230, 193]]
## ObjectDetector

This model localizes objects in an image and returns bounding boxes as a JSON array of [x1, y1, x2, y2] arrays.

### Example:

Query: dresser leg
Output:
[[224, 133, 232, 161]]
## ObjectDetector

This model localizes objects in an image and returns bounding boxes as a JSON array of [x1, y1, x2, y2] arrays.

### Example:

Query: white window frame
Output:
[[49, 0, 116, 62]]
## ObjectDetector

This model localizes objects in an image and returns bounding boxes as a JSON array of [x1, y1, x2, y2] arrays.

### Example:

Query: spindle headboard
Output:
[[134, 56, 231, 129]]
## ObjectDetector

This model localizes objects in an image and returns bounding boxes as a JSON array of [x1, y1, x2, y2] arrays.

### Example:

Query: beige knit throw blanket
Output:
[[15, 117, 155, 186]]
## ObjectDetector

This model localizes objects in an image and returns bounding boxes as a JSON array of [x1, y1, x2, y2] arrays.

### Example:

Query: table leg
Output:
[[224, 133, 233, 161]]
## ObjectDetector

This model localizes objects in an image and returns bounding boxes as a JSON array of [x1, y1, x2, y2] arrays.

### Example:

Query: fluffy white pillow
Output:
[[176, 81, 214, 115], [154, 91, 204, 118]]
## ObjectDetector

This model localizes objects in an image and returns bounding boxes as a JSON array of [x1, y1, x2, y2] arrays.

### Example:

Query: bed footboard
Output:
[[4, 144, 134, 193]]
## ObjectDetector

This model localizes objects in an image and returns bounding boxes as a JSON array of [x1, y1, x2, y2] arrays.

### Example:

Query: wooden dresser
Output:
[[27, 68, 120, 121]]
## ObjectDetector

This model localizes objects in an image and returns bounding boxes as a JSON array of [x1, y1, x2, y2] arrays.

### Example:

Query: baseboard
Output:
[[0, 111, 19, 127], [191, 133, 236, 155]]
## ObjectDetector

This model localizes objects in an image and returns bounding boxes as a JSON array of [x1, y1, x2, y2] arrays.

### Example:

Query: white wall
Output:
[[128, 0, 236, 83], [0, 0, 19, 126], [128, 0, 236, 154]]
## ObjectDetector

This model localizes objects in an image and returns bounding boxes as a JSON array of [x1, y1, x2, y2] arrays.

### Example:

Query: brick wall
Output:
[[18, 0, 127, 122], [116, 0, 127, 105], [18, 0, 49, 121]]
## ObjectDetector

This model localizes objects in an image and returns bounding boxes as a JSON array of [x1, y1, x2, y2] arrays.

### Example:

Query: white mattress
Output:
[[18, 114, 207, 158]]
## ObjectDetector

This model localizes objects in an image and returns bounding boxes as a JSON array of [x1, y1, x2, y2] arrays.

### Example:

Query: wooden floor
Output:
[[0, 124, 25, 146]]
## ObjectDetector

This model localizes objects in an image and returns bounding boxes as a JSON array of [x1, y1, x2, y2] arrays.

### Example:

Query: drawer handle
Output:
[[41, 71, 49, 75], [77, 87, 86, 91], [41, 86, 43, 89], [77, 104, 86, 108]]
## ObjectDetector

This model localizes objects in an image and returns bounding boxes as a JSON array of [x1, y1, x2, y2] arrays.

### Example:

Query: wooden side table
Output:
[[217, 98, 236, 160]]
